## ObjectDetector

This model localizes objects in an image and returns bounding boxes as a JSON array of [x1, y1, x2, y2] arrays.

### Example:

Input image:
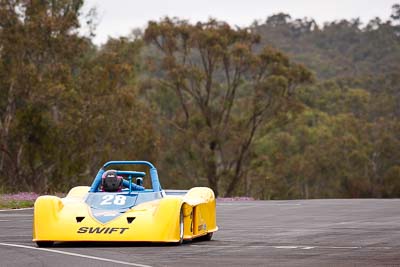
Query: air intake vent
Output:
[[127, 217, 136, 224], [76, 217, 85, 223]]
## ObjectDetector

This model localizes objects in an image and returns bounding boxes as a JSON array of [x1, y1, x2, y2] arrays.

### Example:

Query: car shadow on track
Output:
[[52, 242, 178, 247], [51, 239, 213, 248]]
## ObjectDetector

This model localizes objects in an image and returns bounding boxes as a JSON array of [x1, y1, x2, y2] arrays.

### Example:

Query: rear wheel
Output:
[[198, 232, 213, 241], [36, 241, 54, 247], [204, 232, 213, 241]]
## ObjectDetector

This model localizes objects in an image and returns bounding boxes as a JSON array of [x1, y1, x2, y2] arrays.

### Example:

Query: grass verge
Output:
[[0, 192, 39, 209], [0, 199, 35, 209]]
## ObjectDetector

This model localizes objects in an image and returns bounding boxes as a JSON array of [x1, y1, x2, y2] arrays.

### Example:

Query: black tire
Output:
[[36, 241, 54, 247], [178, 209, 184, 244], [173, 209, 184, 245], [198, 232, 213, 241]]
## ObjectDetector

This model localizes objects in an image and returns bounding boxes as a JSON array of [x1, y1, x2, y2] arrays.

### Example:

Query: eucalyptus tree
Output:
[[144, 18, 312, 196]]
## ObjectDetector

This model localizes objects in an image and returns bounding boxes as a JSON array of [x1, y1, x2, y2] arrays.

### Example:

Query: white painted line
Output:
[[274, 246, 299, 249], [191, 244, 363, 250], [270, 246, 316, 250], [0, 242, 152, 267], [218, 203, 301, 206], [266, 204, 302, 206], [0, 220, 10, 222], [0, 235, 31, 237], [0, 208, 33, 212], [0, 214, 32, 217], [329, 246, 361, 249], [273, 245, 361, 250]]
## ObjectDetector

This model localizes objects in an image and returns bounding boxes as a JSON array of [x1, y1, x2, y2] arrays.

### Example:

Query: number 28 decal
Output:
[[100, 195, 127, 205]]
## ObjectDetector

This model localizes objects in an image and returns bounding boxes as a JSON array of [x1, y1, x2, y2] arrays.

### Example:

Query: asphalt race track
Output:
[[1, 199, 400, 267]]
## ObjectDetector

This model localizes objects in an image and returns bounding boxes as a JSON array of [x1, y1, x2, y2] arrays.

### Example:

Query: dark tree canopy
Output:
[[144, 18, 312, 196]]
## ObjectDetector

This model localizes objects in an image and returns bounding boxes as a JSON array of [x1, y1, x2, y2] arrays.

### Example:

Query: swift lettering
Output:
[[77, 227, 129, 234]]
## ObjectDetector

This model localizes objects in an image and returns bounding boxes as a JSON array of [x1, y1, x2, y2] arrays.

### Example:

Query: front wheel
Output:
[[173, 209, 184, 245], [36, 241, 54, 247], [178, 209, 184, 244]]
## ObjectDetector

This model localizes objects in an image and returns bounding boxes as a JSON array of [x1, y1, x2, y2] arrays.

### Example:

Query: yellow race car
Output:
[[33, 161, 217, 247]]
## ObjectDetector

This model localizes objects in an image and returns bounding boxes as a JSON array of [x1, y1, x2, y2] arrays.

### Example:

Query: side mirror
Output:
[[136, 177, 143, 186]]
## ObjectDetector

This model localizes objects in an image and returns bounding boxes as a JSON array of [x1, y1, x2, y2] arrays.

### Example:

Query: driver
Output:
[[101, 170, 122, 192]]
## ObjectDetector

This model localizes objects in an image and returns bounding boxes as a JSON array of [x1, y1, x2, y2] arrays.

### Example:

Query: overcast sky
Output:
[[81, 0, 398, 45]]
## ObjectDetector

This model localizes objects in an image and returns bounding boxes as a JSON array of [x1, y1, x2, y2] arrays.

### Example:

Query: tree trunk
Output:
[[224, 157, 243, 197], [206, 145, 219, 197], [225, 122, 256, 197], [0, 81, 15, 172]]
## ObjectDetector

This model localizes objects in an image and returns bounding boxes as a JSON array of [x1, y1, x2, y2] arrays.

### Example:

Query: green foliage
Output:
[[0, 1, 158, 193], [144, 18, 312, 196], [250, 82, 400, 199], [0, 200, 35, 209], [243, 7, 400, 199], [0, 1, 399, 200], [253, 9, 400, 80]]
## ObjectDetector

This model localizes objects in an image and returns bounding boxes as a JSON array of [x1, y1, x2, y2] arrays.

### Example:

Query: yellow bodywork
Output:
[[32, 186, 217, 243]]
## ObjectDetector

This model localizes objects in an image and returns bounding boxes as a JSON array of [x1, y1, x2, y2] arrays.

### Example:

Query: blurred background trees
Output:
[[0, 0, 399, 198], [143, 18, 311, 196], [0, 0, 157, 192]]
